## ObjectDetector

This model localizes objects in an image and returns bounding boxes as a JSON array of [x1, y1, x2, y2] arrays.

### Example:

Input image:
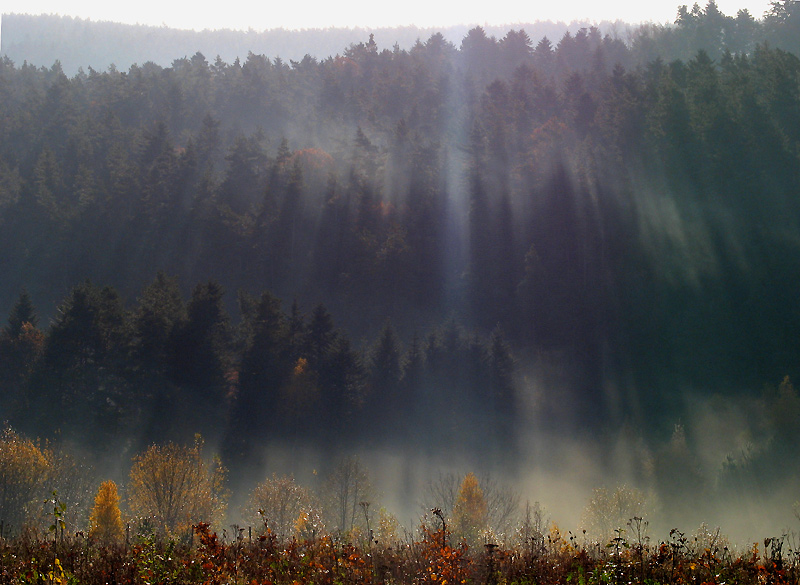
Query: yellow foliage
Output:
[[548, 522, 573, 554], [245, 474, 316, 540], [451, 472, 487, 547], [89, 480, 124, 543], [294, 510, 310, 536], [0, 427, 52, 532], [293, 507, 325, 541], [128, 436, 227, 534], [48, 558, 70, 585], [377, 507, 400, 544]]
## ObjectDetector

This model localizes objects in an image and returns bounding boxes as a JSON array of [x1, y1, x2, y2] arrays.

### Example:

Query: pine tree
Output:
[[370, 324, 401, 398], [232, 291, 291, 446], [5, 290, 38, 338], [170, 280, 231, 391], [132, 272, 186, 374]]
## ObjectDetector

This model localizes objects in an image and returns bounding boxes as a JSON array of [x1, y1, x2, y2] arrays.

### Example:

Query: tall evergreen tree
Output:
[[5, 290, 38, 338], [169, 280, 232, 434]]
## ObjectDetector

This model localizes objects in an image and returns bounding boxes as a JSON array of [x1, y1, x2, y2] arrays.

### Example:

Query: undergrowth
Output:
[[0, 521, 798, 584]]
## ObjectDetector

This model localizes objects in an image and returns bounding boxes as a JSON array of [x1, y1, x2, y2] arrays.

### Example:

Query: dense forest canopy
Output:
[[1, 0, 800, 536]]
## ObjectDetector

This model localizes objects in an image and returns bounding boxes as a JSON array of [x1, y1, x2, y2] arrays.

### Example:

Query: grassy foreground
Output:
[[1, 522, 798, 585]]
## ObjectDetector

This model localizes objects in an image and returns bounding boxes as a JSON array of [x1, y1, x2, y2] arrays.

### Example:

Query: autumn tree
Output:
[[321, 456, 372, 536], [451, 473, 488, 547], [89, 480, 124, 543], [425, 471, 518, 545], [244, 474, 317, 540], [580, 485, 652, 543], [376, 507, 400, 545], [128, 436, 227, 534], [0, 428, 52, 535]]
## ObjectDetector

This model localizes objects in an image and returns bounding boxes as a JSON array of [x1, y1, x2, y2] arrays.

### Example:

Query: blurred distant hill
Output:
[[0, 12, 632, 74]]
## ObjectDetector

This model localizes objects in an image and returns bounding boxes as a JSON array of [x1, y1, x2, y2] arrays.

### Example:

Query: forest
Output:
[[1, 0, 800, 561]]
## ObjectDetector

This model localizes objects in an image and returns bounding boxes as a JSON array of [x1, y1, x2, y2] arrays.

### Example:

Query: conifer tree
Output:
[[5, 290, 38, 338], [368, 322, 402, 426], [89, 480, 124, 543], [451, 472, 487, 547]]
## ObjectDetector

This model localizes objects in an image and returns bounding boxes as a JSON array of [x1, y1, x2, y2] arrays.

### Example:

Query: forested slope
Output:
[[1, 2, 800, 486]]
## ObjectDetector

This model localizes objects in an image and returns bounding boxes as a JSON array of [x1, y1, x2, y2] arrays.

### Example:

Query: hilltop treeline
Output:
[[3, 1, 800, 75], [1, 1, 800, 441], [0, 13, 597, 76]]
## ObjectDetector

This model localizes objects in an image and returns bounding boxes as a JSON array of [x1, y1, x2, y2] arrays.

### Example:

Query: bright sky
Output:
[[2, 0, 774, 30]]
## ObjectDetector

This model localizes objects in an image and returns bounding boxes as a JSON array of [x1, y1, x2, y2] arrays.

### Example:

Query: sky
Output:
[[1, 0, 775, 31]]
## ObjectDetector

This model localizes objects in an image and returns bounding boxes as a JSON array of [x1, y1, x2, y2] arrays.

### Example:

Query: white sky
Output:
[[2, 0, 774, 31]]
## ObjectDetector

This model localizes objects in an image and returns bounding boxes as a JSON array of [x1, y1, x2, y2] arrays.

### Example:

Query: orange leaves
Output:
[[293, 357, 308, 377], [418, 525, 472, 585], [194, 522, 234, 585]]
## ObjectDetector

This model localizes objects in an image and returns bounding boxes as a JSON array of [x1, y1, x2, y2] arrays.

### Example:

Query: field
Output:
[[2, 522, 798, 585]]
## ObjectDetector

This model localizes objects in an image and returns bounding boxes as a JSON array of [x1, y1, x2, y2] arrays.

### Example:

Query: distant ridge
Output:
[[0, 12, 630, 74]]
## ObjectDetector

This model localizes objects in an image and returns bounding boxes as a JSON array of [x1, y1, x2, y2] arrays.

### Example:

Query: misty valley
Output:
[[1, 1, 800, 582]]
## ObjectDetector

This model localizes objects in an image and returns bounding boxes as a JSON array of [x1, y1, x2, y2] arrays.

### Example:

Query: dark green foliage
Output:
[[131, 272, 186, 372], [366, 322, 403, 438], [169, 281, 232, 396], [28, 282, 130, 441], [0, 292, 43, 421], [231, 291, 291, 445], [4, 290, 38, 338], [0, 7, 800, 459]]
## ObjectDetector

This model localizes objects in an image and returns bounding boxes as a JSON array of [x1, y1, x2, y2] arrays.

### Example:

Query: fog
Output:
[[2, 8, 800, 552], [211, 368, 800, 550]]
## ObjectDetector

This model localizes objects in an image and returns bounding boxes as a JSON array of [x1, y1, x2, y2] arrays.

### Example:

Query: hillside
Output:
[[1, 1, 800, 534]]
